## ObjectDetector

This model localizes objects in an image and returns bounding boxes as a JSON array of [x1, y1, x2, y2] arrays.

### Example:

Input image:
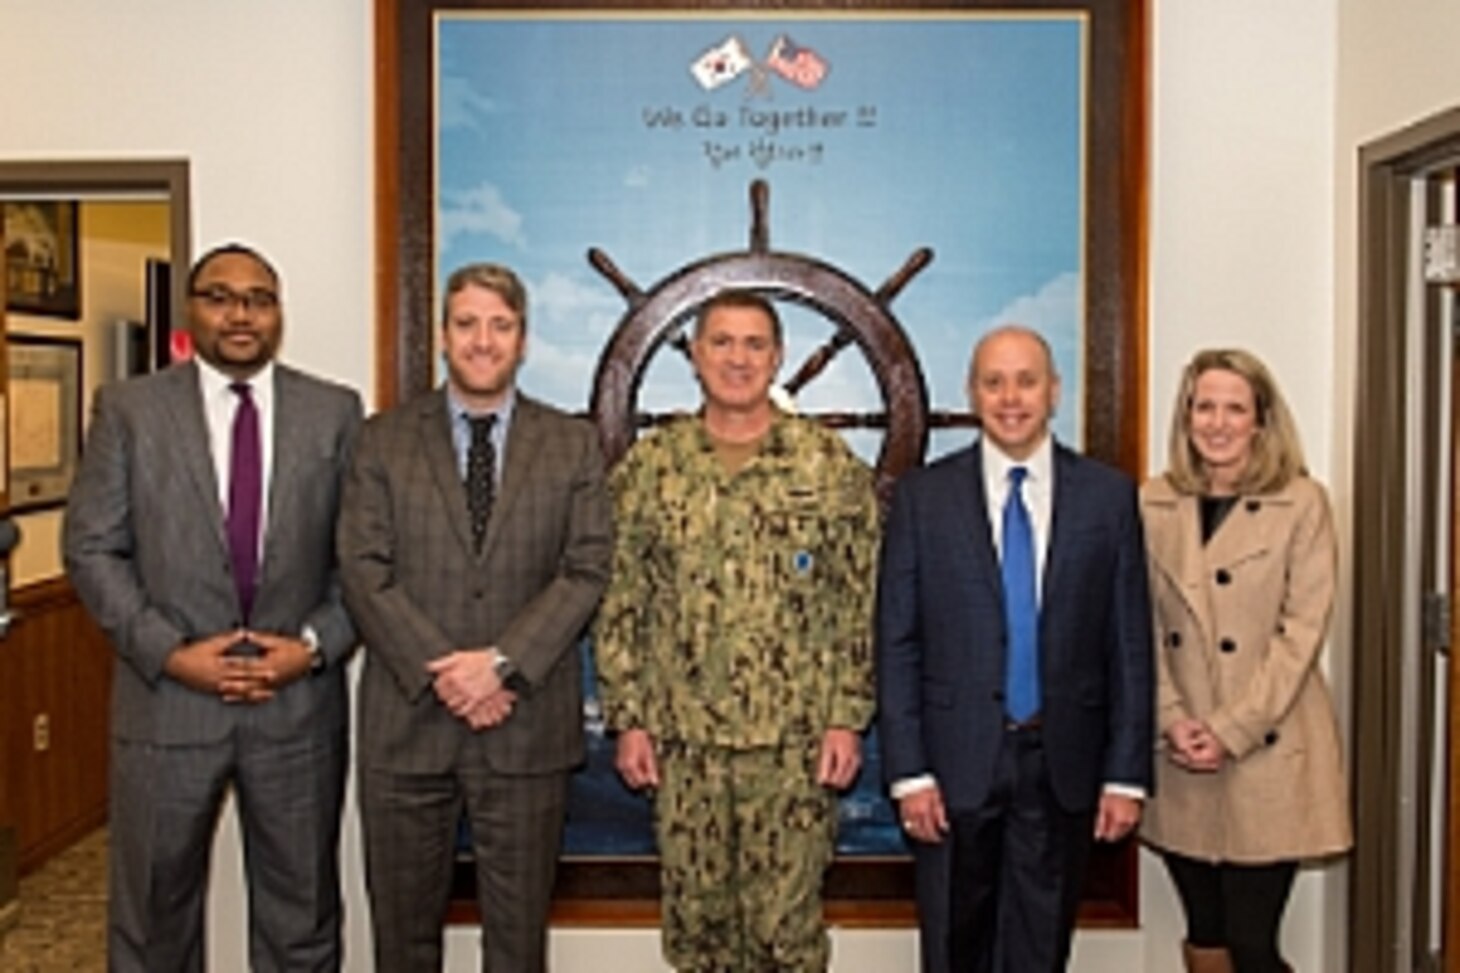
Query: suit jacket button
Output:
[[992, 690, 1006, 703], [1246, 500, 1261, 513], [1219, 637, 1237, 653], [1167, 631, 1182, 648], [1215, 569, 1232, 585], [1264, 730, 1279, 746], [473, 589, 485, 600]]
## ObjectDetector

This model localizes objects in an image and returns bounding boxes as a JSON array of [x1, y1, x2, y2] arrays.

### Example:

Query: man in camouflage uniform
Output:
[[595, 290, 880, 972]]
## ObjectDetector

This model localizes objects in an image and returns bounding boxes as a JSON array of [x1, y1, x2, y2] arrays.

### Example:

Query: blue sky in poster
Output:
[[437, 14, 1085, 459]]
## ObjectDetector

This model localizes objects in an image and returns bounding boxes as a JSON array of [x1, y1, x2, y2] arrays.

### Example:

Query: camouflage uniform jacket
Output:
[[595, 412, 879, 749]]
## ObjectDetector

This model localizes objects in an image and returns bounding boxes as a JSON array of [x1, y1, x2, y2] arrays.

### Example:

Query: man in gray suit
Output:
[[339, 262, 612, 972], [64, 243, 363, 972]]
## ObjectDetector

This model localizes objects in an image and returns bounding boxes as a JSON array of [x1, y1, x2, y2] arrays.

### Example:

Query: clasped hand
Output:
[[427, 649, 517, 730], [1166, 717, 1227, 772], [165, 629, 313, 703]]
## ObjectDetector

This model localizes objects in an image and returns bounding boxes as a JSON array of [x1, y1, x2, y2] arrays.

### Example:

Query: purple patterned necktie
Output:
[[227, 382, 262, 620]]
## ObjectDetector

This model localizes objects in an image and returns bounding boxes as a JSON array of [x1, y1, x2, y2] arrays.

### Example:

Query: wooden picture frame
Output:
[[3, 202, 81, 320], [376, 0, 1148, 926], [6, 335, 82, 513]]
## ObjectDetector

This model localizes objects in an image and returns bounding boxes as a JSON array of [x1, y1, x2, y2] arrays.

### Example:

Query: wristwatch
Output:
[[302, 626, 326, 676], [492, 650, 526, 692]]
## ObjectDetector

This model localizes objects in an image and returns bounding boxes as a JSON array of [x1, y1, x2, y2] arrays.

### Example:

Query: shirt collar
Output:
[[446, 385, 517, 426], [196, 357, 275, 399], [981, 431, 1054, 490]]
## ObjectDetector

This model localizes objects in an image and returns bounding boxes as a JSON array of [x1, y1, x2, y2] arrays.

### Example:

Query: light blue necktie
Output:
[[1001, 466, 1040, 722]]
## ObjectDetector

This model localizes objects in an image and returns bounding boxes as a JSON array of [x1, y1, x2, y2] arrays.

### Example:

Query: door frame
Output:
[[0, 158, 190, 872], [0, 159, 191, 328], [1353, 107, 1460, 973]]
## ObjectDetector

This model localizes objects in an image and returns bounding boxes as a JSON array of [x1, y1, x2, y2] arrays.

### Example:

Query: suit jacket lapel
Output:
[[1042, 445, 1078, 612], [960, 444, 1003, 598], [480, 395, 542, 556], [259, 366, 302, 585], [159, 361, 229, 555], [418, 389, 479, 558]]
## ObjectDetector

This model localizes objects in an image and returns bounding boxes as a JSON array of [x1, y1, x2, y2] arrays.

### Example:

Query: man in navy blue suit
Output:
[[876, 325, 1153, 973]]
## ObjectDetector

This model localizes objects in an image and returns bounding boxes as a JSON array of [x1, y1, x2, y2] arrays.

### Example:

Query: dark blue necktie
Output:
[[227, 382, 262, 621], [1001, 466, 1040, 722]]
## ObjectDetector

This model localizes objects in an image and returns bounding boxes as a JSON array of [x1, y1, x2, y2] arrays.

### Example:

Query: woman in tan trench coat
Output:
[[1141, 349, 1351, 973]]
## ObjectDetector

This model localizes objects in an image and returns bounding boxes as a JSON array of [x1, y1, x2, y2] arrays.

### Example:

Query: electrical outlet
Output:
[[32, 714, 49, 753]]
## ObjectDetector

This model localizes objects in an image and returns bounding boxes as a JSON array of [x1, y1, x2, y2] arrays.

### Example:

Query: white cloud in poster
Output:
[[439, 75, 497, 132], [520, 331, 621, 413], [533, 271, 623, 340], [439, 183, 525, 251], [979, 271, 1079, 338]]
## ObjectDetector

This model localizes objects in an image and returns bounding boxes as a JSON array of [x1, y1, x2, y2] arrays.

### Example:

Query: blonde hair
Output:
[[1164, 348, 1307, 495]]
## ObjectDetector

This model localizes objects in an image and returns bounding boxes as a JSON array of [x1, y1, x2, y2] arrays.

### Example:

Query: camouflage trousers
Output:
[[654, 739, 837, 973]]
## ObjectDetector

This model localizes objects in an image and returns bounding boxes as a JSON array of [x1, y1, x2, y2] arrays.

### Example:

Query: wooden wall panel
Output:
[[0, 579, 111, 874]]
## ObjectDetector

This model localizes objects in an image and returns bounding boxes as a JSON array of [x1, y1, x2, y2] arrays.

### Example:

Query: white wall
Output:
[[1147, 2, 1342, 970], [0, 3, 377, 970], [5, 0, 1445, 969]]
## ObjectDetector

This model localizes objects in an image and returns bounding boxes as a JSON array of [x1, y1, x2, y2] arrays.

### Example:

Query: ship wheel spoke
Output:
[[589, 179, 937, 503]]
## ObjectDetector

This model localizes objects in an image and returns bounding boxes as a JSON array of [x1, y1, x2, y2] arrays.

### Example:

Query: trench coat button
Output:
[[1215, 568, 1232, 585], [1219, 637, 1237, 653], [1276, 622, 1287, 635], [1167, 631, 1182, 648], [1264, 730, 1279, 746], [1246, 500, 1261, 513]]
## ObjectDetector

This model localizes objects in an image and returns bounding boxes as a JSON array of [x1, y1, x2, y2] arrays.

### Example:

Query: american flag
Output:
[[765, 35, 828, 90]]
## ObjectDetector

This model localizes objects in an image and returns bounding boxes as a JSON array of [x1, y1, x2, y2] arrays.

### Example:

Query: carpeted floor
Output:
[[0, 829, 106, 972]]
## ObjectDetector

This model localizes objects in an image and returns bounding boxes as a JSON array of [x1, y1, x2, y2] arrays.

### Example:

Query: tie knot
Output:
[[1009, 466, 1029, 490], [230, 381, 253, 401], [468, 413, 497, 441]]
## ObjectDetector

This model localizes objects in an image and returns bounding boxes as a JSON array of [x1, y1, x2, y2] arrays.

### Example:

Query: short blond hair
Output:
[[1163, 348, 1306, 495], [442, 263, 527, 330]]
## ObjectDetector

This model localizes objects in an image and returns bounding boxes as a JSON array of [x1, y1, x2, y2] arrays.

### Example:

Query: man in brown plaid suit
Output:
[[339, 262, 612, 972]]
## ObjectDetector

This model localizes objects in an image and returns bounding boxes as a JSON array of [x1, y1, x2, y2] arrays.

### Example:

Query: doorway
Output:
[[1351, 109, 1460, 973], [0, 159, 190, 903]]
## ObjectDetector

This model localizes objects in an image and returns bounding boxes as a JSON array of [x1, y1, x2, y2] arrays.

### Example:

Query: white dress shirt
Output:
[[891, 432, 1143, 803], [197, 357, 275, 561]]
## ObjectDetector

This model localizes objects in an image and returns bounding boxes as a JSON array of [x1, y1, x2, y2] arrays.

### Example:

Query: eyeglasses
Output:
[[188, 286, 280, 313]]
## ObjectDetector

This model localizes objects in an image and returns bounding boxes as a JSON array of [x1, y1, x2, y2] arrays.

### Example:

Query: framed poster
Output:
[[6, 335, 82, 513], [378, 0, 1147, 924], [3, 201, 81, 320]]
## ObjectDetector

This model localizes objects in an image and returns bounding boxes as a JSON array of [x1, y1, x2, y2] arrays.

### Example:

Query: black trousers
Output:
[[1161, 850, 1298, 973], [945, 726, 1094, 973]]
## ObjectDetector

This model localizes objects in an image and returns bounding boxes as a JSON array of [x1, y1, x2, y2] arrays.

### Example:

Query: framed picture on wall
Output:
[[379, 0, 1148, 925], [7, 335, 82, 512], [3, 201, 81, 320]]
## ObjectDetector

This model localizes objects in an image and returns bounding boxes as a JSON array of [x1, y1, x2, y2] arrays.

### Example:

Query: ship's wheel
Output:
[[588, 180, 939, 500]]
